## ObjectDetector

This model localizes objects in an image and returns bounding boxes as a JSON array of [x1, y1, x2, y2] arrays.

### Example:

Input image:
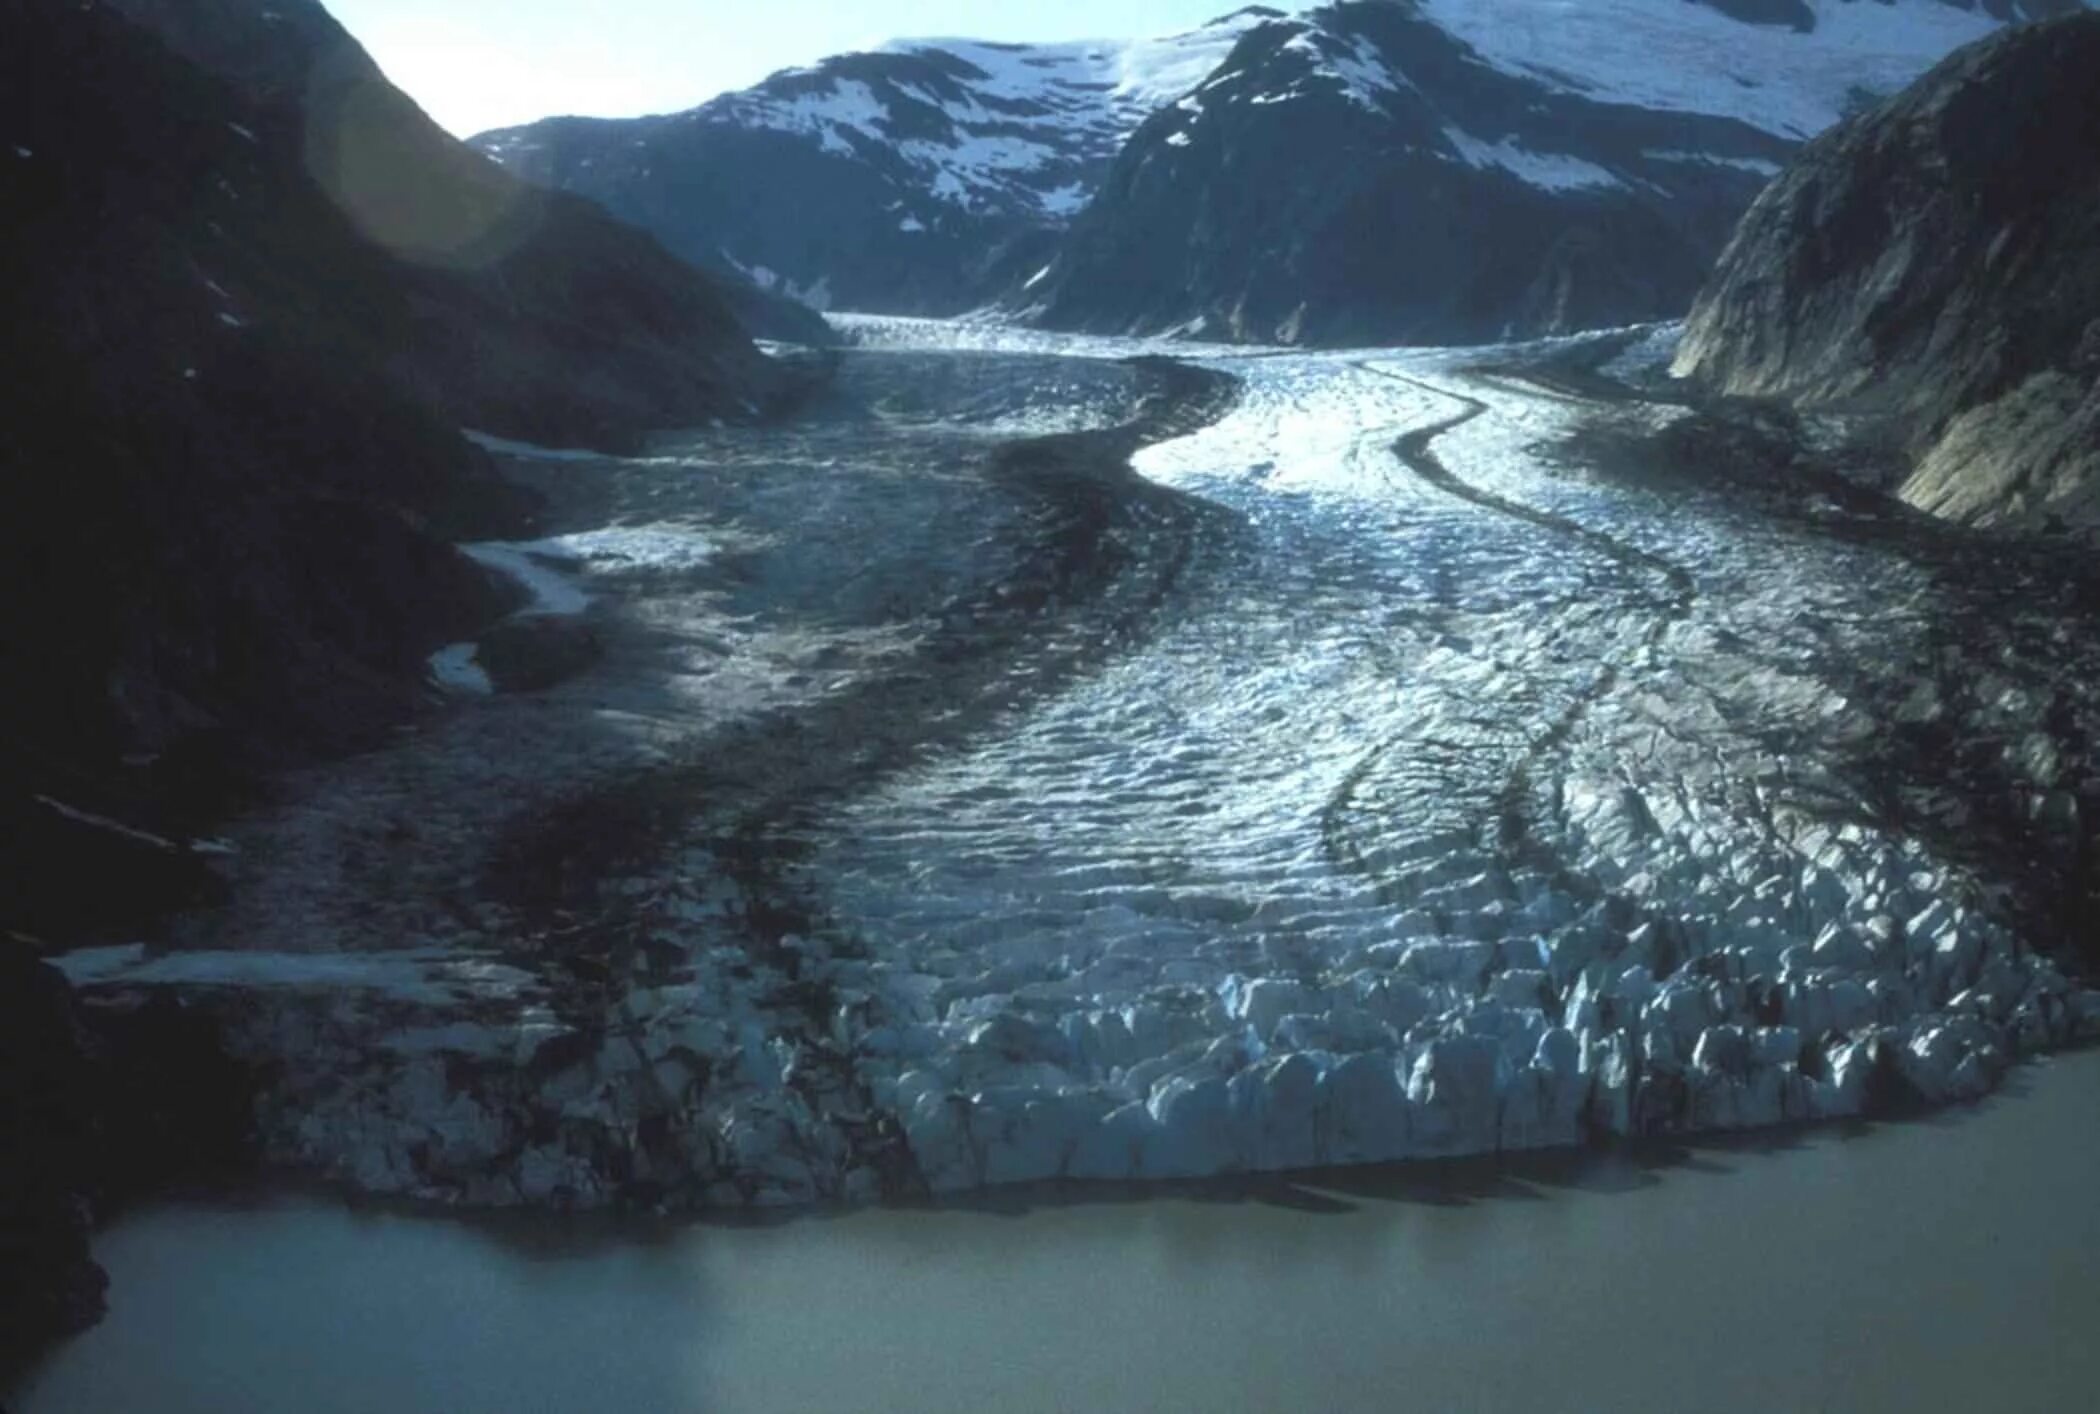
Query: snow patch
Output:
[[1282, 29, 1410, 111], [462, 429, 612, 463], [427, 643, 493, 695], [692, 10, 1277, 224], [1037, 182, 1089, 217], [1643, 148, 1784, 177], [54, 945, 540, 1004], [1445, 129, 1625, 192], [459, 543, 591, 617], [1328, 34, 1411, 108]]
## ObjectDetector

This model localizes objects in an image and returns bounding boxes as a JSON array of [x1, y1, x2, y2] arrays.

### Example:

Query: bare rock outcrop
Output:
[[1675, 14, 2100, 534]]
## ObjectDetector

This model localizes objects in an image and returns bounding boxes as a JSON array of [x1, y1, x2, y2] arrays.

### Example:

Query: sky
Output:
[[327, 1, 1260, 137]]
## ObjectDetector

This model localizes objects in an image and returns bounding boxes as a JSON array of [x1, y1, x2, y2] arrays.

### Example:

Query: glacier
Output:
[[62, 319, 2100, 1207]]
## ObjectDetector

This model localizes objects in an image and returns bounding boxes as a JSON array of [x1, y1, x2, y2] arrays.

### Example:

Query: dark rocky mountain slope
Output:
[[4, 48, 431, 1351], [2, 0, 825, 1354], [7, 0, 504, 924], [1673, 12, 2100, 535], [2, 944, 251, 1369], [6, 0, 823, 918], [107, 0, 831, 395]]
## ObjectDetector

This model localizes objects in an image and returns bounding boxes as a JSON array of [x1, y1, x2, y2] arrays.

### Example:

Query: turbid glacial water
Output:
[[12, 1049, 2100, 1414]]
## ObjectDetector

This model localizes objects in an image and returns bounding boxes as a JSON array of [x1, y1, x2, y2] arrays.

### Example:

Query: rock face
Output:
[[1673, 13, 2100, 535], [106, 0, 832, 396], [3, 7, 511, 1323], [6, 0, 507, 919], [0, 0, 809, 941], [1, 950, 106, 1363], [1024, 0, 2077, 345], [473, 11, 1279, 316], [2, 944, 253, 1367]]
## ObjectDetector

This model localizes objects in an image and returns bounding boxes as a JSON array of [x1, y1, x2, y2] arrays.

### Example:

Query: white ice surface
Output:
[[835, 311, 1246, 359], [531, 525, 717, 572], [427, 642, 494, 695], [436, 525, 713, 689], [459, 543, 592, 617], [1414, 0, 2007, 141], [792, 322, 2100, 1191]]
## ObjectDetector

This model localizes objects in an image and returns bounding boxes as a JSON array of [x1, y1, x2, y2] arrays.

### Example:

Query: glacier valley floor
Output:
[[47, 318, 2100, 1207]]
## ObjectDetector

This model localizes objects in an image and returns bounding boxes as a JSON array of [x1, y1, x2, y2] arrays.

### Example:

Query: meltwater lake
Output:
[[15, 1049, 2100, 1414]]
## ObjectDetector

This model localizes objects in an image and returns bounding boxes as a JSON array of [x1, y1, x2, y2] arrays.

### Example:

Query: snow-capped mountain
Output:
[[482, 0, 2077, 337], [472, 9, 1283, 315], [1022, 0, 2085, 344]]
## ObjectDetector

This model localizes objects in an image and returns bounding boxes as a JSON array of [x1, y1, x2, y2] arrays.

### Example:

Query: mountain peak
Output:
[[475, 0, 2068, 335], [474, 9, 1280, 314]]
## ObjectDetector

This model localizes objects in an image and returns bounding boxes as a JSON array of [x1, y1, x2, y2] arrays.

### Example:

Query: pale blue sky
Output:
[[328, 1, 1258, 137]]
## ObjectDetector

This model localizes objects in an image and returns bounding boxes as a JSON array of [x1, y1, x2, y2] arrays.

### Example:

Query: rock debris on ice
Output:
[[66, 322, 2100, 1208]]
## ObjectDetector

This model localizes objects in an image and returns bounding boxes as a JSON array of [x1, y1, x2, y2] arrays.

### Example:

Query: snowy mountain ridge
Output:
[[478, 9, 1278, 233], [1010, 0, 2092, 344], [1178, 0, 2085, 183], [474, 0, 2085, 328], [865, 12, 1287, 218]]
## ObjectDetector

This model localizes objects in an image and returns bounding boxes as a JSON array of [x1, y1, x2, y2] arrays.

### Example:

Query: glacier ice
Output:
[[62, 321, 2100, 1208]]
